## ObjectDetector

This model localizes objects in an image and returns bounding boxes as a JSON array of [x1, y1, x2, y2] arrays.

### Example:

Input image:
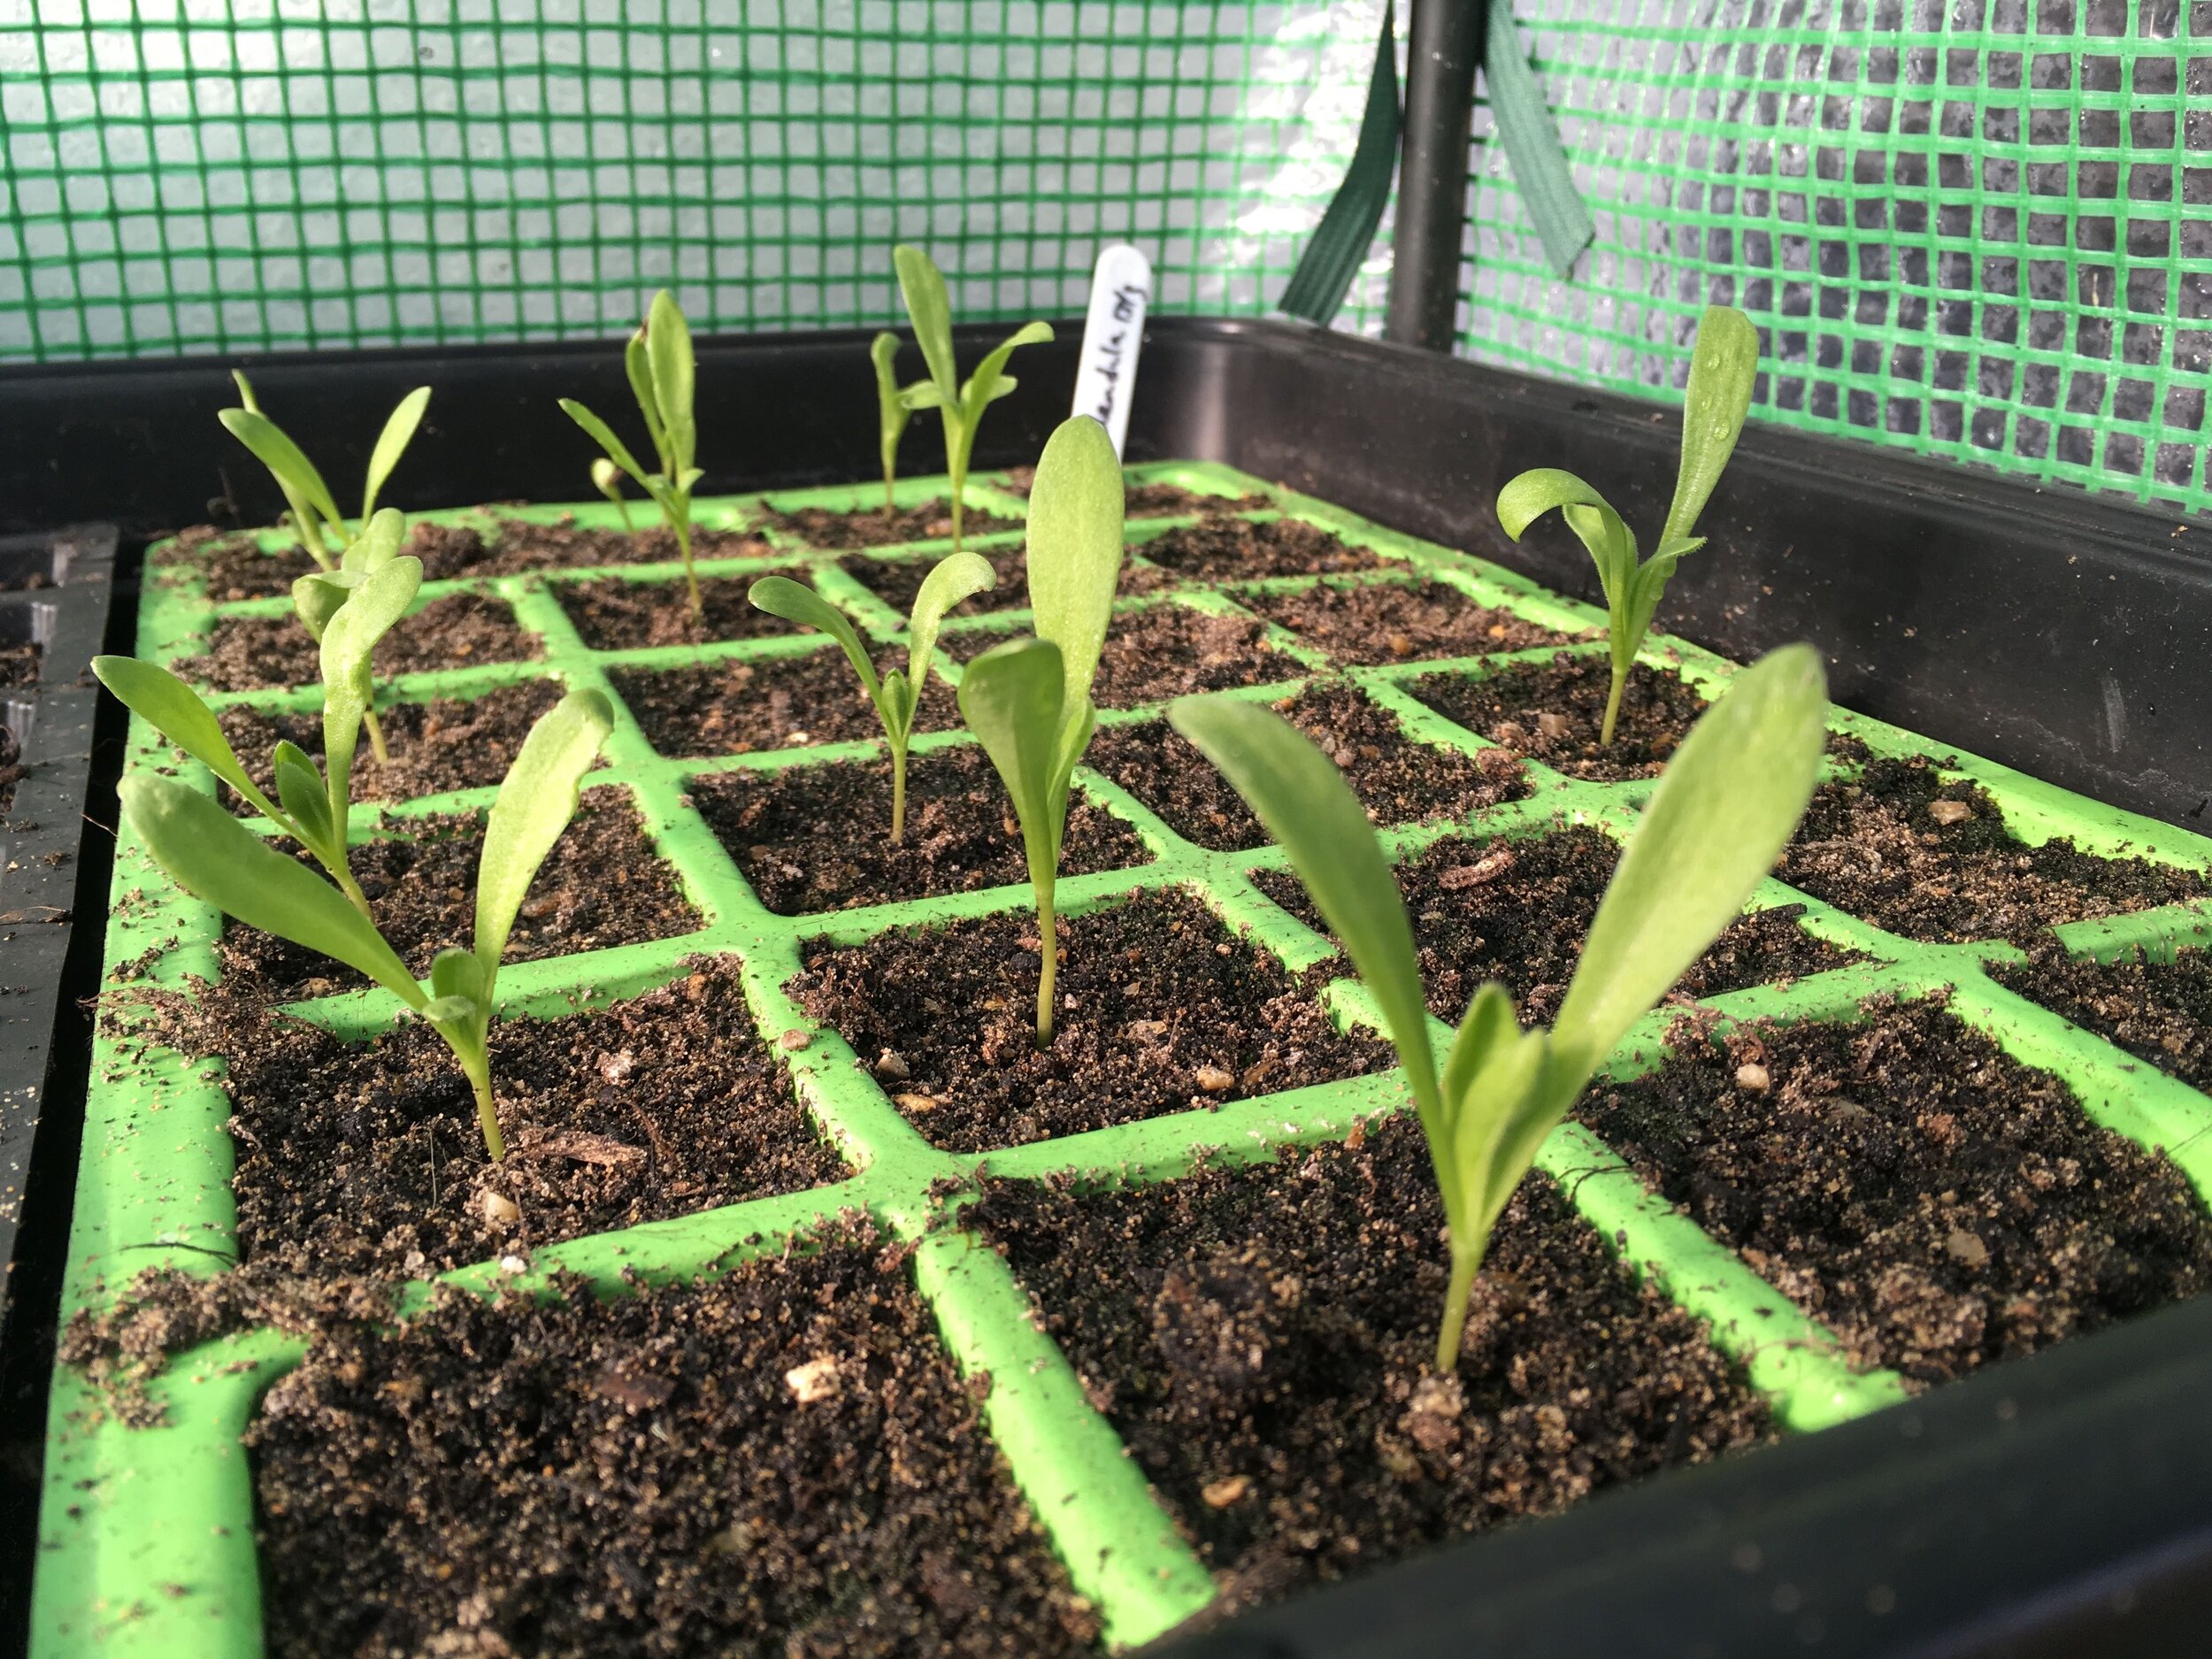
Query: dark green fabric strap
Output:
[[1484, 1, 1595, 278], [1278, 4, 1401, 324], [1279, 0, 1594, 325]]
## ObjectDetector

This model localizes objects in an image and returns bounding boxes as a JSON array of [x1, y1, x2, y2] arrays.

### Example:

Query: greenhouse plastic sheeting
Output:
[[3, 0, 2206, 516]]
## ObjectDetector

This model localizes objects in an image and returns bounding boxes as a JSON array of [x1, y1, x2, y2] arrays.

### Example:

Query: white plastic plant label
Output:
[[1071, 243, 1151, 458]]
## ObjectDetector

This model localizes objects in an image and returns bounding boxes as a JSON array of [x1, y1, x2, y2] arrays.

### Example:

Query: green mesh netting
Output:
[[3, 1, 2204, 515]]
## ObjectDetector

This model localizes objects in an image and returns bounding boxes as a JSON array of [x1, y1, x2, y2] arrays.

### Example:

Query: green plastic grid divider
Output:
[[35, 460, 2212, 1656]]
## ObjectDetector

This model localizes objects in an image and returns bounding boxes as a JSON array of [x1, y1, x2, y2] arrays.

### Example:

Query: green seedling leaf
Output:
[[1496, 305, 1758, 746], [219, 407, 347, 544], [961, 320, 1053, 417], [560, 399, 653, 491], [319, 557, 422, 833], [1171, 641, 1826, 1371], [1025, 416, 1125, 718], [959, 637, 1078, 1041], [902, 549, 995, 728], [898, 381, 947, 411], [91, 655, 286, 825], [118, 774, 424, 1007], [645, 289, 696, 472], [344, 506, 407, 573], [1663, 303, 1761, 545], [894, 243, 959, 401], [625, 326, 664, 458], [872, 330, 910, 511], [747, 577, 879, 703], [272, 741, 335, 853], [474, 688, 615, 973], [361, 387, 431, 523]]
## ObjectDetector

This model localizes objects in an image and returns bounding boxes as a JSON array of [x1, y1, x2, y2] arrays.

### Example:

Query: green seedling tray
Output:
[[35, 465, 2212, 1655]]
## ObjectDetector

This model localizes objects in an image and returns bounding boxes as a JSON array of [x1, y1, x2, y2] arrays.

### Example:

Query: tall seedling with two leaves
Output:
[[958, 416, 1124, 1045], [1496, 303, 1760, 746], [748, 553, 996, 844], [220, 372, 431, 571], [1171, 642, 1827, 1371], [561, 290, 706, 622], [96, 527, 426, 922], [893, 245, 1051, 555], [103, 655, 614, 1162], [872, 330, 911, 518]]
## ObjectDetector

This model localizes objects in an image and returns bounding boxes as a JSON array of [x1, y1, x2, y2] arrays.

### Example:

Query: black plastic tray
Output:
[[1, 318, 2208, 1658]]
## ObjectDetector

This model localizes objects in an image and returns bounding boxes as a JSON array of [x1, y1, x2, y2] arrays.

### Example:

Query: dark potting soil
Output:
[[556, 569, 810, 650], [1083, 680, 1529, 853], [1239, 580, 1571, 668], [840, 541, 1171, 618], [1135, 517, 1385, 581], [793, 888, 1394, 1152], [946, 604, 1294, 710], [999, 464, 1267, 517], [124, 959, 845, 1281], [611, 644, 961, 757], [969, 1118, 1770, 1614], [692, 743, 1150, 915], [0, 641, 38, 689], [0, 719, 20, 812], [1992, 944, 2212, 1094], [248, 1235, 1103, 1659], [1253, 827, 1862, 1020], [483, 518, 775, 574], [215, 678, 570, 807], [216, 787, 698, 1002], [767, 499, 1020, 549], [1778, 757, 2208, 943], [1409, 654, 1709, 781], [1583, 999, 2212, 1384], [173, 593, 541, 693], [162, 526, 319, 602]]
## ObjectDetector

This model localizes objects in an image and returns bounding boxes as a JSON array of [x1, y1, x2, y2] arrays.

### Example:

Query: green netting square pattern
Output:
[[0, 0, 1398, 361], [1461, 0, 2212, 515]]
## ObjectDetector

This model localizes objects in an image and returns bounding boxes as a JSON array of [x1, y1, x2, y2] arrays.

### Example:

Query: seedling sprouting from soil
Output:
[[872, 330, 910, 518], [957, 416, 1124, 1044], [1497, 303, 1758, 746], [290, 507, 409, 765], [892, 245, 1052, 555], [591, 457, 635, 532], [110, 682, 613, 1162], [561, 289, 705, 621], [96, 529, 426, 919], [220, 372, 431, 570], [1171, 641, 1825, 1371], [748, 553, 996, 842]]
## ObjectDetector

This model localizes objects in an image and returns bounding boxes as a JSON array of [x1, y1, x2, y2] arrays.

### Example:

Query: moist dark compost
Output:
[[611, 645, 961, 757], [0, 719, 21, 811], [217, 787, 697, 1002], [1779, 757, 2207, 942], [1254, 827, 1860, 1019], [0, 641, 40, 688], [1135, 517, 1384, 581], [969, 1118, 1770, 1616], [841, 541, 1170, 616], [556, 569, 809, 649], [216, 678, 570, 806], [128, 959, 844, 1280], [768, 499, 1020, 549], [694, 743, 1150, 914], [174, 593, 540, 692], [483, 518, 773, 573], [1083, 680, 1528, 852], [948, 604, 1294, 709], [248, 1235, 1104, 1658], [1993, 944, 2212, 1094], [1410, 654, 1709, 781], [793, 888, 1393, 1152], [1240, 580, 1571, 667], [1582, 999, 2212, 1384]]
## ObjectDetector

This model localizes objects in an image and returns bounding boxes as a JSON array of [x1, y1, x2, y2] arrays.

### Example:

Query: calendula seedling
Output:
[[872, 330, 910, 518], [748, 553, 995, 843], [560, 289, 705, 621], [892, 245, 1052, 555], [96, 534, 426, 920], [956, 416, 1124, 1044], [221, 372, 431, 572], [1171, 642, 1826, 1372], [1496, 303, 1759, 746], [591, 457, 634, 532], [290, 507, 409, 765], [113, 688, 613, 1161]]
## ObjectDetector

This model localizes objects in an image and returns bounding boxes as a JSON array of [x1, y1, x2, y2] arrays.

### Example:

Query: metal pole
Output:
[[1384, 0, 1483, 350]]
